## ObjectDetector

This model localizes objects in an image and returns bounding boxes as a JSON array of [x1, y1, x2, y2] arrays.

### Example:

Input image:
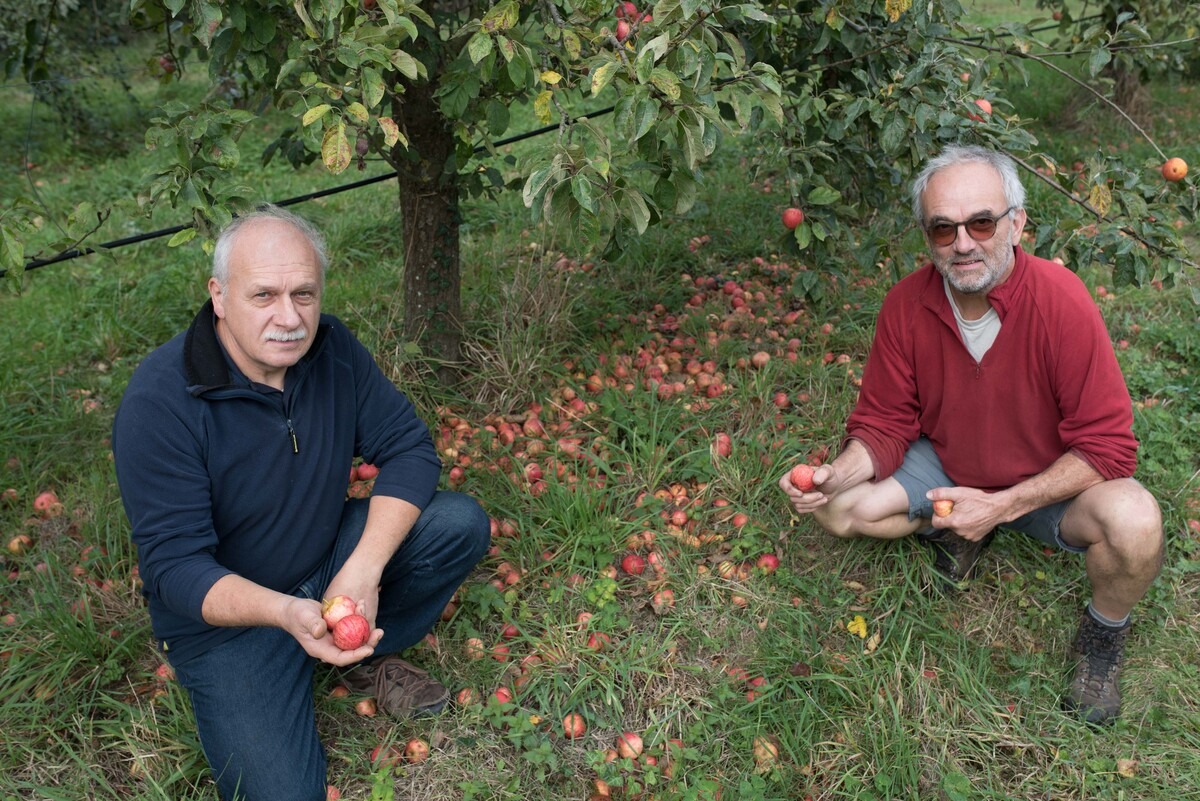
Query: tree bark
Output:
[[391, 75, 462, 386]]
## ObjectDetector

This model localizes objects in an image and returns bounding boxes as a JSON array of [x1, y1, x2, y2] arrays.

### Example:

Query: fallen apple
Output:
[[615, 731, 644, 759], [562, 712, 587, 739], [403, 738, 430, 763]]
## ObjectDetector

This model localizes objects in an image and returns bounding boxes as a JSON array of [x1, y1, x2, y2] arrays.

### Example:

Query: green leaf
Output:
[[793, 221, 812, 249], [389, 50, 423, 81], [0, 227, 24, 271], [806, 185, 841, 205], [1088, 47, 1112, 77], [167, 228, 197, 247], [622, 189, 651, 234], [468, 31, 494, 65], [361, 67, 386, 109], [480, 0, 519, 33], [571, 175, 597, 214]]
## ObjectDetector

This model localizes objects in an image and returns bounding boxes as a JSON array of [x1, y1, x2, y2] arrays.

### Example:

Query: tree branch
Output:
[[1010, 153, 1197, 270], [942, 35, 1165, 161]]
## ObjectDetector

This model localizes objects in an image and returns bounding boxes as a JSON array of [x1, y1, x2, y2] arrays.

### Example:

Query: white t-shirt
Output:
[[945, 277, 1001, 363]]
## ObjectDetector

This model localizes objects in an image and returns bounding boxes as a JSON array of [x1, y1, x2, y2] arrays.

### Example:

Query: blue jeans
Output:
[[170, 491, 490, 801]]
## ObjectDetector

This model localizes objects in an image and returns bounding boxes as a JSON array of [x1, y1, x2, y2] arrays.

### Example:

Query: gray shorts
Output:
[[892, 437, 1086, 553]]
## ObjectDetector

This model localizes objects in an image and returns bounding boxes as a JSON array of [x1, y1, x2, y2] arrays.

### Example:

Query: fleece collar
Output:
[[182, 299, 330, 394]]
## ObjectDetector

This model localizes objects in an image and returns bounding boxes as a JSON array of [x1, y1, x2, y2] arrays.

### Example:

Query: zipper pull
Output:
[[286, 419, 299, 453]]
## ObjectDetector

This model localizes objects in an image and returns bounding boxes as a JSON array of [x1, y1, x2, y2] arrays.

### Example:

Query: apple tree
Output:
[[105, 0, 781, 381]]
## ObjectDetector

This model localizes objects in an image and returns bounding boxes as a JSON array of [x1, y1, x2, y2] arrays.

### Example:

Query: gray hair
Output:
[[211, 204, 329, 291], [910, 145, 1026, 226]]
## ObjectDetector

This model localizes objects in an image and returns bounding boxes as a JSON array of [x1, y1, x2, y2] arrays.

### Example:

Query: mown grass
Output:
[[2, 10, 1199, 801]]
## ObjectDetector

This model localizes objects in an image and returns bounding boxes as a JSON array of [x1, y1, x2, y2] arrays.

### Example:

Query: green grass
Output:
[[3, 12, 1200, 801]]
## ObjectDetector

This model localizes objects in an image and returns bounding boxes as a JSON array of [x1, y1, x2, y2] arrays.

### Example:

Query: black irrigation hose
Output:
[[0, 11, 1108, 278], [3, 110, 613, 278]]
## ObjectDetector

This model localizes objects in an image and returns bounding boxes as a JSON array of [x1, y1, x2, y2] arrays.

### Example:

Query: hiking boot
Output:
[[1063, 612, 1128, 726], [341, 655, 449, 718], [918, 528, 997, 587]]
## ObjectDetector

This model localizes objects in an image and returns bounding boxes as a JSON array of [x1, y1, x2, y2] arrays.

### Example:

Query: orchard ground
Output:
[[3, 14, 1200, 801]]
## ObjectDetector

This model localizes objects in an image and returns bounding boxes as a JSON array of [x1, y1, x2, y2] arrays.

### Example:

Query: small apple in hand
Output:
[[321, 595, 358, 628], [932, 499, 954, 517], [789, 464, 816, 492]]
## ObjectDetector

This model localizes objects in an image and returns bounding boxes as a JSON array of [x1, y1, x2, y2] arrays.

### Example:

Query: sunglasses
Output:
[[925, 206, 1016, 246]]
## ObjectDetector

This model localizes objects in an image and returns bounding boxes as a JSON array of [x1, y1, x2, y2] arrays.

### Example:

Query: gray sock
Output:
[[1087, 601, 1130, 629]]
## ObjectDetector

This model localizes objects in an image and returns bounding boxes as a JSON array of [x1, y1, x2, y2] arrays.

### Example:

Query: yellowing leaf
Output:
[[534, 90, 553, 124], [377, 117, 406, 150], [1117, 758, 1138, 778], [885, 0, 911, 22], [302, 103, 331, 127], [864, 630, 882, 654], [1088, 183, 1112, 216], [540, 70, 562, 86], [321, 122, 351, 174], [847, 615, 868, 639]]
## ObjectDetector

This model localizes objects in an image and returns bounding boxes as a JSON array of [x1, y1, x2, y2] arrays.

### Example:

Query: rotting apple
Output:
[[403, 738, 430, 764], [563, 712, 587, 739]]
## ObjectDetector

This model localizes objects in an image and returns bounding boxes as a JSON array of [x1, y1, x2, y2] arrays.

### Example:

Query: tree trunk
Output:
[[391, 77, 462, 386]]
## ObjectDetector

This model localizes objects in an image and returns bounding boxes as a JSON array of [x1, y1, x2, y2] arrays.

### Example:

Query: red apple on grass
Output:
[[615, 731, 644, 759], [563, 712, 587, 739]]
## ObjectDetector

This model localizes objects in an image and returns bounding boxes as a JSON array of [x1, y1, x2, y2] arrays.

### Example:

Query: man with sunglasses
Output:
[[779, 145, 1162, 725]]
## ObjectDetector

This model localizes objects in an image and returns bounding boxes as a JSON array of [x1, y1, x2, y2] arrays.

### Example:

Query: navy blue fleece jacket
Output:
[[112, 301, 441, 664]]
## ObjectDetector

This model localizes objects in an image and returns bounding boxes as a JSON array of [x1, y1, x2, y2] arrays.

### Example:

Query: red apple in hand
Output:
[[789, 464, 816, 492], [932, 499, 954, 517], [331, 614, 371, 650]]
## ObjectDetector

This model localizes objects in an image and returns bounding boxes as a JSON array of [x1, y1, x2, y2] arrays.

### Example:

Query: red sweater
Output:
[[845, 246, 1137, 491]]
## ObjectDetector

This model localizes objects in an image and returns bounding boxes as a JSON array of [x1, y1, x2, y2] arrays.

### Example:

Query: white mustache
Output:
[[264, 327, 308, 342]]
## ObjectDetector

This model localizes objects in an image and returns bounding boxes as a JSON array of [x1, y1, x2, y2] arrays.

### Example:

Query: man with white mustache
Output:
[[779, 145, 1162, 726], [112, 205, 490, 800]]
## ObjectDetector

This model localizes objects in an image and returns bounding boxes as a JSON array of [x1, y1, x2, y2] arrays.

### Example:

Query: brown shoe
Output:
[[918, 528, 996, 586], [341, 655, 449, 718], [1063, 612, 1128, 725]]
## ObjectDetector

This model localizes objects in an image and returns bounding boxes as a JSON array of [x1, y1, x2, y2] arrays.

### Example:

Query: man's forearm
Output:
[[995, 451, 1106, 522], [201, 574, 294, 628], [833, 438, 879, 488], [338, 495, 422, 583]]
